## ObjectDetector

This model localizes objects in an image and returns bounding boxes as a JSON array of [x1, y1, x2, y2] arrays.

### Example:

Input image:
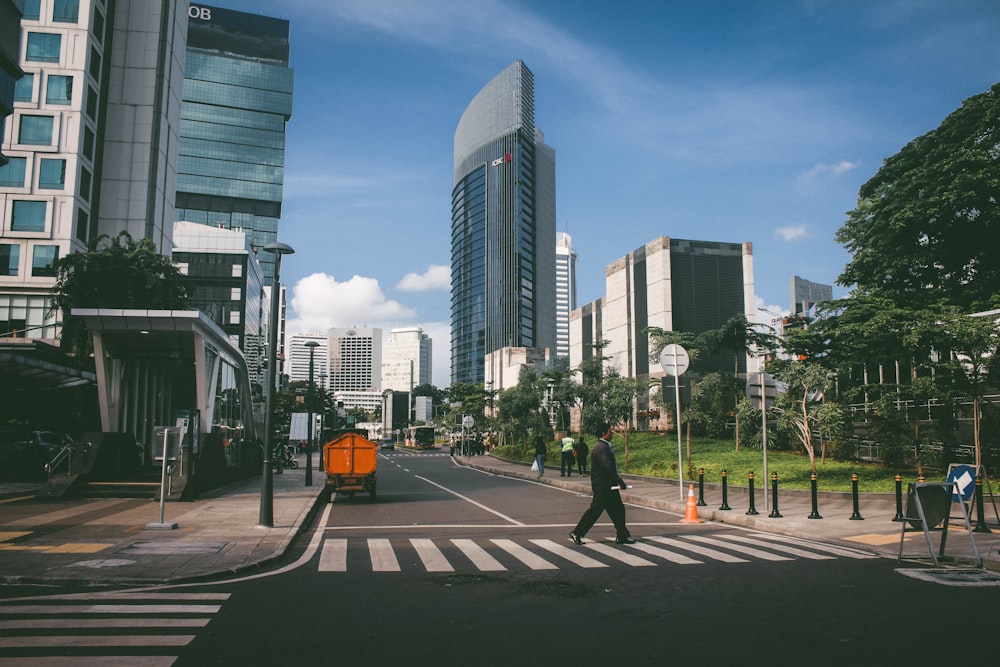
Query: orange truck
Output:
[[323, 431, 378, 500]]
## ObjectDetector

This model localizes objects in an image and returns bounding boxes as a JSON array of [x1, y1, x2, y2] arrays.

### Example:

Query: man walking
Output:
[[569, 422, 634, 545]]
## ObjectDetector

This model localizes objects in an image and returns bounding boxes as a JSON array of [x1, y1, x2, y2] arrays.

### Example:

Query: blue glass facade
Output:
[[451, 61, 556, 385], [175, 4, 293, 287]]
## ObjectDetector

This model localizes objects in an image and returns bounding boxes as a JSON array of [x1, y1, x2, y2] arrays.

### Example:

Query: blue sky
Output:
[[205, 0, 999, 387]]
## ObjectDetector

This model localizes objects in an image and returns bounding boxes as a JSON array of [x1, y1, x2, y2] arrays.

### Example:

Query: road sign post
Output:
[[747, 371, 777, 513], [659, 344, 690, 502]]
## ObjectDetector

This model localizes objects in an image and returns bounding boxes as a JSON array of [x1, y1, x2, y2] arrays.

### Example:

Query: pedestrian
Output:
[[532, 432, 548, 478], [574, 435, 588, 474], [569, 422, 634, 545], [560, 435, 575, 477]]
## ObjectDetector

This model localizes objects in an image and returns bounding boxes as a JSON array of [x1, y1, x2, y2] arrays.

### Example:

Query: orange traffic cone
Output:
[[679, 484, 703, 524]]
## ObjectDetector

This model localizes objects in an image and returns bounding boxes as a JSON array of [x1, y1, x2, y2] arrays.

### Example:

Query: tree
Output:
[[496, 367, 551, 452], [836, 82, 1000, 311], [49, 232, 189, 362], [770, 359, 838, 473]]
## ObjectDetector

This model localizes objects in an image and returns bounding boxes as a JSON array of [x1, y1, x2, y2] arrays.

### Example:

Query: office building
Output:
[[0, 0, 187, 342], [571, 236, 754, 382], [0, 0, 25, 167], [790, 275, 832, 315], [451, 60, 556, 385], [287, 332, 329, 387], [329, 326, 381, 393], [382, 326, 431, 392], [174, 4, 293, 288], [172, 220, 265, 387], [555, 231, 577, 360]]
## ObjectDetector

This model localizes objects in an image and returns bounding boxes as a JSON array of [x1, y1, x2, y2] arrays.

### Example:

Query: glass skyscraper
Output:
[[175, 4, 293, 287], [451, 61, 556, 385]]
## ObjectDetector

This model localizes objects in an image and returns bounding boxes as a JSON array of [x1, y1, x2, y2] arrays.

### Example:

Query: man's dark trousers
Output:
[[572, 488, 629, 540]]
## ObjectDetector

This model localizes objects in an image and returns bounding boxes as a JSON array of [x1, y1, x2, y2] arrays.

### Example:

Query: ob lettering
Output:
[[189, 6, 211, 20]]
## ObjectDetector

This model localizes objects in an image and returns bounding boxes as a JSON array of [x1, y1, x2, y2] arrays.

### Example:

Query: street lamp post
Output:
[[304, 340, 319, 487], [259, 241, 295, 528]]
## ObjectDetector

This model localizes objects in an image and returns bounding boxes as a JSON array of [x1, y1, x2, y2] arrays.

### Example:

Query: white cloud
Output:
[[397, 264, 450, 292], [801, 160, 858, 180], [775, 225, 808, 241], [286, 272, 416, 334], [753, 296, 788, 325]]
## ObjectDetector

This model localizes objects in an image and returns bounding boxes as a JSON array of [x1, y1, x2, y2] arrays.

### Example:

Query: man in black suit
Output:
[[568, 422, 634, 545]]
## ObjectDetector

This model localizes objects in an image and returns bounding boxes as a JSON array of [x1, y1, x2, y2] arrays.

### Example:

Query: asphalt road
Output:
[[1, 451, 996, 666]]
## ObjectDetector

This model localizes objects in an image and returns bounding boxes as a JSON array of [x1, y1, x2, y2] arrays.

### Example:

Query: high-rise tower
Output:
[[555, 231, 577, 360], [175, 4, 293, 287], [450, 61, 556, 385]]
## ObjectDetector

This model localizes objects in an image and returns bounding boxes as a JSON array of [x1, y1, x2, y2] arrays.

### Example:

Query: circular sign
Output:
[[659, 343, 690, 376], [462, 415, 475, 429]]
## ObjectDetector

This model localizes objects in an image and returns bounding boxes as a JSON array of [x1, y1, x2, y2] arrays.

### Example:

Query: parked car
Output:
[[0, 429, 75, 481], [379, 438, 395, 450]]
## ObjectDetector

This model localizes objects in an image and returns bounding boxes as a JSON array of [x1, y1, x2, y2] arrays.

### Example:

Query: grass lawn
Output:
[[494, 431, 974, 493]]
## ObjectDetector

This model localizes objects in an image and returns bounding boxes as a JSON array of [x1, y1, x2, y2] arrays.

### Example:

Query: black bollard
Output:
[[719, 469, 731, 510], [769, 471, 782, 518], [892, 473, 904, 521], [808, 471, 822, 519], [850, 472, 864, 520], [697, 468, 707, 506], [746, 471, 759, 515], [974, 476, 991, 533]]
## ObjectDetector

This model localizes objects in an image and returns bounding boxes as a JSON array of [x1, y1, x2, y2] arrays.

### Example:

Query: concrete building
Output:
[[555, 231, 577, 361], [0, 0, 24, 167], [174, 3, 293, 287], [451, 60, 556, 385], [382, 325, 431, 392], [173, 220, 264, 387], [287, 331, 328, 388], [1, 0, 188, 342], [570, 236, 754, 419], [790, 275, 832, 315], [329, 326, 381, 393]]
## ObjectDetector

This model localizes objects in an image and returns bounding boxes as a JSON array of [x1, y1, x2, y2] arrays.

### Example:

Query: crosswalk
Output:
[[317, 532, 877, 573], [0, 590, 229, 665]]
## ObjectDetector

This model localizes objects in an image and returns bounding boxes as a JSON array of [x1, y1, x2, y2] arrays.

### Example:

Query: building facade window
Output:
[[88, 46, 101, 82], [31, 246, 59, 277], [19, 115, 53, 145], [75, 209, 89, 243], [52, 0, 80, 23], [82, 126, 95, 160], [0, 245, 20, 276], [11, 201, 47, 232], [45, 75, 73, 105], [25, 33, 62, 63], [22, 0, 41, 20], [85, 86, 98, 120], [14, 74, 34, 103], [0, 157, 27, 187], [38, 159, 66, 189], [79, 166, 91, 201]]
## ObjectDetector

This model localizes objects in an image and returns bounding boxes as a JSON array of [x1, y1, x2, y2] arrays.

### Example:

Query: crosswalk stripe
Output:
[[0, 618, 211, 630], [713, 534, 835, 560], [368, 538, 401, 571], [646, 536, 748, 562], [530, 539, 608, 568], [490, 538, 558, 570], [411, 538, 454, 572], [0, 604, 221, 615], [627, 538, 707, 564], [584, 542, 657, 566], [451, 539, 507, 571], [0, 635, 195, 648], [752, 533, 878, 559], [319, 538, 347, 571], [685, 535, 793, 561]]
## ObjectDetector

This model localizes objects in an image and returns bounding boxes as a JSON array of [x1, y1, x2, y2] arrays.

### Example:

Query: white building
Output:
[[287, 332, 329, 387], [1, 0, 188, 341], [382, 326, 431, 391], [555, 231, 577, 360], [329, 326, 381, 392]]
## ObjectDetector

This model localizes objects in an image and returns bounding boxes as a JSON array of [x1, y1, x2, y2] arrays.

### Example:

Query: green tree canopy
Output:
[[836, 82, 1000, 310], [49, 232, 189, 360]]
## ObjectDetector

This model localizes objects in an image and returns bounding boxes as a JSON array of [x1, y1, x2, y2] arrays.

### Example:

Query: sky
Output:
[[204, 0, 999, 388]]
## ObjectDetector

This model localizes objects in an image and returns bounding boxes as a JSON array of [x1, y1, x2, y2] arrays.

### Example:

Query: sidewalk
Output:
[[0, 452, 996, 587]]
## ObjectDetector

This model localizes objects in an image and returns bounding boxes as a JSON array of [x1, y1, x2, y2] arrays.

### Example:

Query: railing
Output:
[[44, 441, 90, 482]]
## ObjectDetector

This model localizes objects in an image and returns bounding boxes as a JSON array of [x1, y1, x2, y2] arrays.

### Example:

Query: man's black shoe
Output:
[[615, 537, 636, 545], [569, 532, 583, 545]]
